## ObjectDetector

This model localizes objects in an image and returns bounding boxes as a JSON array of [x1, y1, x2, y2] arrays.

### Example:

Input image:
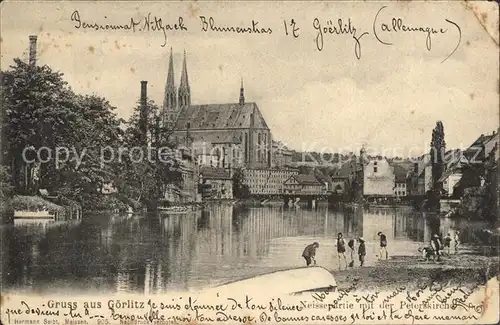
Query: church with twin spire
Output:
[[163, 49, 272, 169]]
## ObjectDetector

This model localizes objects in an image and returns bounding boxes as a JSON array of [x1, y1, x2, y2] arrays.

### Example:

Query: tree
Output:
[[1, 59, 71, 193], [232, 167, 250, 199], [1, 58, 125, 204], [120, 99, 182, 209], [55, 94, 124, 200], [429, 121, 446, 211], [0, 166, 13, 201]]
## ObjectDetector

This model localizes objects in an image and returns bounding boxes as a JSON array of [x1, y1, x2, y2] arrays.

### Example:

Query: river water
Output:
[[0, 204, 487, 295]]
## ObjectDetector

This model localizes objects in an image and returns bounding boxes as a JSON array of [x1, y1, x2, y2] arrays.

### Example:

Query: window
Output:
[[374, 161, 378, 166], [374, 167, 378, 173]]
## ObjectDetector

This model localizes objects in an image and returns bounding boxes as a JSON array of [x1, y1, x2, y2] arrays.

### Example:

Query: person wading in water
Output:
[[454, 230, 460, 254], [377, 232, 388, 259], [302, 242, 319, 266], [443, 233, 452, 255], [431, 234, 443, 262], [336, 233, 348, 269], [348, 238, 356, 267], [358, 237, 366, 267]]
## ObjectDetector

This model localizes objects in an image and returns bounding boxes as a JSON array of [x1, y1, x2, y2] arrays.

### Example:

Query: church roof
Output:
[[174, 102, 269, 130]]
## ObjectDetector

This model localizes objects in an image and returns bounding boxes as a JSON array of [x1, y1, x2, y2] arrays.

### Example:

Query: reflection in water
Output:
[[0, 205, 479, 294]]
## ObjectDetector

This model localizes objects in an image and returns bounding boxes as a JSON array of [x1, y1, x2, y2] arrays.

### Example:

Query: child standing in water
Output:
[[348, 238, 356, 267], [443, 233, 452, 255], [454, 231, 460, 254], [336, 233, 348, 269], [358, 238, 366, 267], [377, 231, 388, 259]]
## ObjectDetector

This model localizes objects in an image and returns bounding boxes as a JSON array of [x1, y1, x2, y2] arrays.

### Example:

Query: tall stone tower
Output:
[[163, 48, 177, 130], [178, 50, 191, 110]]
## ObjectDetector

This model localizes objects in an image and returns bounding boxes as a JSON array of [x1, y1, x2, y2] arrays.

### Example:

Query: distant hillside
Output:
[[291, 151, 349, 165]]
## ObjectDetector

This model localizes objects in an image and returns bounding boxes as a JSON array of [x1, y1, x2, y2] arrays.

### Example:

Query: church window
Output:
[[257, 134, 262, 161], [244, 133, 248, 162]]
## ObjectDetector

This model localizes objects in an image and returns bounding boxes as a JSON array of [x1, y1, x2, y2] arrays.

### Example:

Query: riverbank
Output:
[[333, 252, 499, 292]]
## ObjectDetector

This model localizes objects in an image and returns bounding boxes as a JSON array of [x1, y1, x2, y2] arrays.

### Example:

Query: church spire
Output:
[[163, 47, 177, 127], [178, 50, 191, 109], [239, 77, 245, 105], [167, 48, 175, 87]]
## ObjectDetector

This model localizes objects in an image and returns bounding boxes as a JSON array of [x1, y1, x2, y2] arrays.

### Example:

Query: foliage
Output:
[[118, 99, 182, 209], [0, 166, 14, 201], [428, 121, 446, 212], [232, 167, 250, 199], [1, 59, 123, 201], [80, 194, 128, 211], [292, 151, 344, 164], [430, 121, 446, 193]]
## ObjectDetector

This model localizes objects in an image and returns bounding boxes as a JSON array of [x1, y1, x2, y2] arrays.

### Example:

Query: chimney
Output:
[[141, 80, 147, 107], [140, 81, 148, 145], [239, 78, 245, 105], [29, 35, 37, 66]]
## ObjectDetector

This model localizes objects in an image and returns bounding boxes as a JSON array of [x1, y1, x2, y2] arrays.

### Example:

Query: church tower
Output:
[[178, 50, 191, 110], [163, 48, 177, 129]]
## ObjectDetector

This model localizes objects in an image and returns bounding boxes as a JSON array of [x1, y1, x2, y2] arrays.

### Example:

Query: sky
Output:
[[1, 1, 498, 157]]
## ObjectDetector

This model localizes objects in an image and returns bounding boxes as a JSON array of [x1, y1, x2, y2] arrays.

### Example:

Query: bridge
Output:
[[253, 194, 330, 207]]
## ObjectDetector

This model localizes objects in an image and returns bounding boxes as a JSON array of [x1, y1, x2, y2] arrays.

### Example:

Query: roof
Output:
[[416, 154, 432, 178], [199, 167, 231, 180], [464, 132, 499, 160], [174, 102, 269, 130], [438, 168, 462, 183], [293, 174, 323, 186], [189, 133, 242, 144], [331, 162, 360, 179], [392, 163, 409, 183]]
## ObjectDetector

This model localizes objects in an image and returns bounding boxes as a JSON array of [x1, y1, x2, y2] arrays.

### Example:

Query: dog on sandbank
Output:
[[418, 247, 436, 261]]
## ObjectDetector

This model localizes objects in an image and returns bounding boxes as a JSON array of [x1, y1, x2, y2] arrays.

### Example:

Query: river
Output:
[[0, 204, 488, 295]]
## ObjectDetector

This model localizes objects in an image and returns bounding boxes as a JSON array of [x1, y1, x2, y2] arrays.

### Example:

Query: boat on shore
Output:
[[14, 210, 55, 221], [202, 266, 337, 297], [157, 202, 206, 213]]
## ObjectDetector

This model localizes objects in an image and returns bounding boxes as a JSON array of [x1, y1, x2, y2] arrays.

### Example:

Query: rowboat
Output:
[[203, 266, 337, 297]]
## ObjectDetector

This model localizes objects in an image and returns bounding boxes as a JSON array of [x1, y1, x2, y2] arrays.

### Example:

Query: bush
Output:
[[80, 194, 128, 211]]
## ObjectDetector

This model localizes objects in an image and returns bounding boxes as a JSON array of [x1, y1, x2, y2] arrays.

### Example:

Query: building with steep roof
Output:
[[283, 174, 326, 196], [363, 157, 395, 198], [162, 49, 272, 170], [199, 166, 233, 199], [392, 163, 410, 197]]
